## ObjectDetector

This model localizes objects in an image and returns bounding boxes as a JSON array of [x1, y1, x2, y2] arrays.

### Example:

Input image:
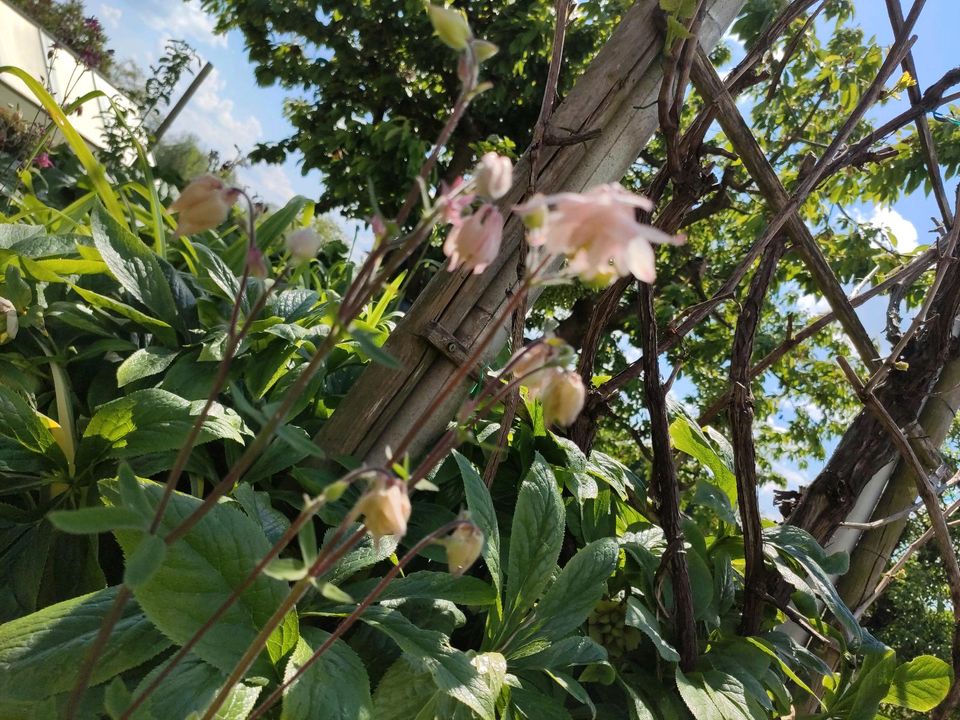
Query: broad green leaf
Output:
[[669, 414, 737, 505], [372, 656, 440, 720], [510, 636, 607, 672], [81, 389, 245, 464], [48, 506, 144, 535], [346, 571, 496, 606], [281, 627, 373, 720], [0, 586, 171, 702], [511, 686, 575, 720], [676, 669, 765, 720], [103, 479, 289, 674], [129, 655, 261, 720], [840, 648, 897, 720], [123, 533, 166, 588], [506, 454, 564, 617], [455, 451, 501, 595], [0, 385, 58, 457], [267, 611, 300, 667], [70, 285, 177, 346], [359, 606, 496, 719], [351, 327, 401, 368], [92, 208, 179, 327], [882, 655, 952, 712], [530, 538, 618, 643], [116, 347, 180, 387], [624, 596, 681, 662]]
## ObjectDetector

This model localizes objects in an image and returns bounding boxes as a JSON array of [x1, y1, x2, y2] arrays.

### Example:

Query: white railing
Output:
[[0, 0, 138, 149]]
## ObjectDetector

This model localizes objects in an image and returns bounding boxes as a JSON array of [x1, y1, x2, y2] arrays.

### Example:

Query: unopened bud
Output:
[[246, 246, 269, 279], [427, 4, 472, 50], [470, 39, 498, 63], [168, 174, 241, 236], [357, 477, 411, 542], [0, 296, 17, 344], [541, 370, 586, 427], [473, 152, 512, 200], [285, 228, 322, 262], [444, 522, 484, 576]]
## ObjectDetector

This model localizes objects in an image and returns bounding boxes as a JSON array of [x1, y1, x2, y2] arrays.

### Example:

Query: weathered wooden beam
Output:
[[315, 0, 747, 463], [690, 50, 881, 373]]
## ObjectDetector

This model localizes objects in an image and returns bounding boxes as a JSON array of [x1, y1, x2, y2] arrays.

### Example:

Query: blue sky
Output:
[[91, 1, 960, 509]]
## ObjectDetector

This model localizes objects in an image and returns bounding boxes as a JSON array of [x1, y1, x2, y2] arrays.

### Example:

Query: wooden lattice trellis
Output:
[[316, 1, 960, 715]]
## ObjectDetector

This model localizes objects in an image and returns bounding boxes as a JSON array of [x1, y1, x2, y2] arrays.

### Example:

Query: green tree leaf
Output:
[[281, 627, 373, 720]]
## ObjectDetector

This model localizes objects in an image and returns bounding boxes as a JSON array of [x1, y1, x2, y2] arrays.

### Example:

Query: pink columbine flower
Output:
[[34, 153, 53, 169], [541, 370, 586, 427], [357, 477, 412, 543], [515, 184, 684, 285], [437, 177, 475, 226], [168, 174, 241, 236], [473, 152, 512, 200], [443, 203, 503, 275]]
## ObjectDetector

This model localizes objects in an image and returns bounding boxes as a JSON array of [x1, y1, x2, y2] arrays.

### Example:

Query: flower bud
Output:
[[427, 4, 472, 50], [444, 522, 484, 577], [443, 204, 503, 275], [473, 152, 512, 200], [509, 341, 561, 394], [0, 296, 17, 344], [246, 246, 269, 279], [541, 370, 586, 427], [470, 39, 499, 63], [168, 174, 241, 236], [357, 478, 411, 542], [285, 228, 322, 262]]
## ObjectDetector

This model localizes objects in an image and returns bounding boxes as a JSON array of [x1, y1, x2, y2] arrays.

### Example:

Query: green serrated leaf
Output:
[[102, 479, 289, 674], [0, 586, 171, 702], [123, 533, 166, 588], [281, 627, 373, 720], [505, 454, 564, 619], [882, 655, 952, 712], [116, 347, 179, 388]]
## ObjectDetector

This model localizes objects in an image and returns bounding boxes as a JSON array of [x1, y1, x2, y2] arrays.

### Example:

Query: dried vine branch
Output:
[[730, 239, 786, 635], [637, 282, 697, 670]]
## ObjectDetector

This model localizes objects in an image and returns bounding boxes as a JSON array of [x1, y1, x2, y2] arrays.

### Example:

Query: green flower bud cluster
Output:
[[587, 599, 644, 661]]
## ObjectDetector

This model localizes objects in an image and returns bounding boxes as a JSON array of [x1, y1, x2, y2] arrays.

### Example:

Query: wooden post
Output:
[[315, 0, 746, 463]]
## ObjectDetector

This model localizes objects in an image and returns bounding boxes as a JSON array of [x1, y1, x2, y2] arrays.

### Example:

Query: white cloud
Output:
[[97, 3, 122, 28], [797, 293, 829, 316], [144, 0, 227, 49], [173, 67, 262, 155], [237, 163, 297, 207], [855, 205, 919, 253]]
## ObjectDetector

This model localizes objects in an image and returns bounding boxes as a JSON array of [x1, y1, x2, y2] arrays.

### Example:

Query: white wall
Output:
[[0, 0, 138, 149]]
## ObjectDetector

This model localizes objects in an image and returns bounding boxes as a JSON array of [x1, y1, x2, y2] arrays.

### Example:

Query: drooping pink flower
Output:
[[541, 370, 586, 427], [357, 478, 412, 543], [437, 177, 475, 226], [168, 175, 241, 236], [515, 184, 683, 285], [443, 203, 503, 275], [286, 228, 322, 262], [473, 152, 512, 200], [33, 153, 53, 169], [444, 521, 484, 577]]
